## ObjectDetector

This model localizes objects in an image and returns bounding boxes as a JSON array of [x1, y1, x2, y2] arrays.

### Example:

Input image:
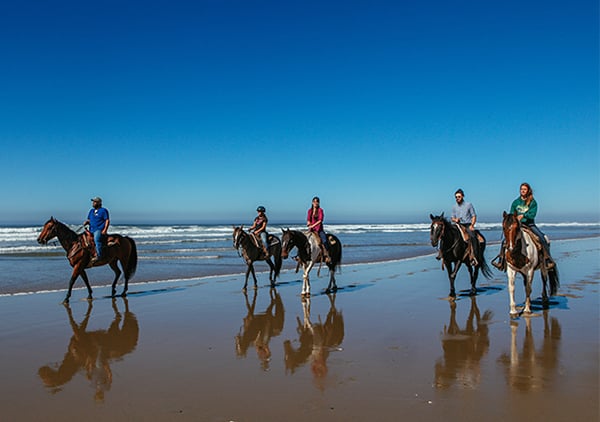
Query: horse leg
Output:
[[302, 262, 314, 296], [523, 270, 534, 314], [326, 271, 336, 293], [109, 260, 122, 297], [266, 258, 276, 288], [446, 263, 459, 298], [468, 265, 478, 296], [243, 265, 252, 291], [540, 271, 549, 308], [79, 270, 93, 301], [508, 269, 518, 316], [249, 264, 258, 289]]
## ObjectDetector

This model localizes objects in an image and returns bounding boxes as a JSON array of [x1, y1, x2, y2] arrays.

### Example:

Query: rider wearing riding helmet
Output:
[[249, 206, 269, 257]]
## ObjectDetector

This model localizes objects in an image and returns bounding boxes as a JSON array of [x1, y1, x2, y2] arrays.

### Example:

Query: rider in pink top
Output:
[[306, 196, 330, 262]]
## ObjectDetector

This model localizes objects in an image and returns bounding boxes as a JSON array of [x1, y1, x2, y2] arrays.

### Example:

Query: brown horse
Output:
[[37, 217, 137, 303]]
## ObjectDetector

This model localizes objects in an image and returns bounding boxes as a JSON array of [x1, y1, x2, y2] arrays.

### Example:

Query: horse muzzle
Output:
[[37, 237, 47, 245]]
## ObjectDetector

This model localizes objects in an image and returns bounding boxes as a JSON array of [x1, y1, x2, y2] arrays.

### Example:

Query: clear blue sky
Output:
[[1, 0, 598, 224]]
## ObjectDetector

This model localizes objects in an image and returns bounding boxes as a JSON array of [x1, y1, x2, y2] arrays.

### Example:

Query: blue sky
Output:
[[1, 0, 598, 224]]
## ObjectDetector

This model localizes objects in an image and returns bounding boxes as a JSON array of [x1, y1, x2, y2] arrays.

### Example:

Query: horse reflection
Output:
[[38, 298, 139, 402], [284, 294, 344, 390], [498, 311, 561, 391], [435, 296, 493, 389], [235, 289, 284, 370]]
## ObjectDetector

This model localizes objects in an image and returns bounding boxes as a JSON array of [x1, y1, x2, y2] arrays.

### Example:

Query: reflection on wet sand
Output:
[[498, 311, 561, 391], [235, 289, 284, 370], [38, 298, 139, 402], [284, 293, 344, 390], [435, 296, 493, 389]]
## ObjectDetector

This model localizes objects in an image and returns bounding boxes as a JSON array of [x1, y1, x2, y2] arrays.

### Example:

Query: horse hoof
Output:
[[62, 299, 70, 305], [120, 292, 127, 298]]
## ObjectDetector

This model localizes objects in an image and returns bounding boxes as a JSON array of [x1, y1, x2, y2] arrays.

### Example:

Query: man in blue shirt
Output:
[[84, 197, 110, 263], [451, 189, 478, 266]]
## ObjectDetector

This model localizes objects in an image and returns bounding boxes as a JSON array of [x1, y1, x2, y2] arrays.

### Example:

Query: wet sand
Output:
[[0, 237, 598, 421]]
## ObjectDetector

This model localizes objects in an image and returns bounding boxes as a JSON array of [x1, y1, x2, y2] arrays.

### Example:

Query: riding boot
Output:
[[263, 247, 269, 258], [492, 243, 505, 270], [436, 249, 442, 260]]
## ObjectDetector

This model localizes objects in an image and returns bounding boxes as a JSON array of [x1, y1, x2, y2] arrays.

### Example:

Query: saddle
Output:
[[520, 225, 543, 251], [251, 232, 277, 249], [454, 224, 483, 244], [68, 231, 119, 260]]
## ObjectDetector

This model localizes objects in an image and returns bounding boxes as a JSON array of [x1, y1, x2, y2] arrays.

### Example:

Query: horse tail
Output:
[[273, 244, 282, 279], [548, 267, 560, 296], [124, 237, 138, 280], [476, 232, 493, 279], [329, 234, 342, 273]]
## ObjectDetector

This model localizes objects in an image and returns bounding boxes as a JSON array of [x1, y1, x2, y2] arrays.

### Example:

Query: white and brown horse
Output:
[[502, 211, 559, 316], [280, 229, 342, 296]]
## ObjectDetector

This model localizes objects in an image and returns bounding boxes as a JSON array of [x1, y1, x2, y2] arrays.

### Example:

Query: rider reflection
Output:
[[498, 310, 561, 391], [284, 294, 344, 390], [434, 296, 493, 389], [38, 298, 139, 402], [235, 289, 284, 371]]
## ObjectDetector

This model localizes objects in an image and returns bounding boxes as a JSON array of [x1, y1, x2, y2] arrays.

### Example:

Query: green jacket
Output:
[[510, 197, 537, 225]]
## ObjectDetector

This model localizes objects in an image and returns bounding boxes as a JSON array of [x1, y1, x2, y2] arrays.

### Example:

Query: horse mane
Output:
[[51, 218, 80, 243]]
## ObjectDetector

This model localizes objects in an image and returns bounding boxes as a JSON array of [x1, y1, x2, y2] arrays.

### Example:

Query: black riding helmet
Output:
[[257, 206, 266, 213]]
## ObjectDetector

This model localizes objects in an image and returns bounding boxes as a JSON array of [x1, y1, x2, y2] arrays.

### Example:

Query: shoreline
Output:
[[2, 235, 597, 299]]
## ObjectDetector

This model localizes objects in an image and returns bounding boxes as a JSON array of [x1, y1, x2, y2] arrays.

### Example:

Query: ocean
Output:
[[1, 221, 598, 296]]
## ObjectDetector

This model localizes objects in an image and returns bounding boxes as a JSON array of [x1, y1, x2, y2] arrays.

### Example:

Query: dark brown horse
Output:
[[430, 213, 492, 298], [233, 226, 282, 290], [37, 217, 137, 303]]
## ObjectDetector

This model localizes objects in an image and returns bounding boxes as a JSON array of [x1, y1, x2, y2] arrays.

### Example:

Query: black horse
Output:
[[281, 229, 342, 296], [233, 226, 282, 290], [430, 213, 493, 297]]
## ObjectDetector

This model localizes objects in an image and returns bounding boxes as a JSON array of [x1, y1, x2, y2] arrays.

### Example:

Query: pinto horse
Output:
[[280, 229, 342, 296], [430, 213, 493, 298], [233, 226, 282, 290], [502, 211, 559, 316], [37, 217, 137, 303]]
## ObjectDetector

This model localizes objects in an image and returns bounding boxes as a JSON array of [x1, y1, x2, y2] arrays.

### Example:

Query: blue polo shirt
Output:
[[87, 207, 109, 232]]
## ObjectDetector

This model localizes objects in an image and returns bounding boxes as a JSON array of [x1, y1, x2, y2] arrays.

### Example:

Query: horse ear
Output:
[[503, 211, 507, 218], [429, 214, 434, 220], [440, 212, 444, 218]]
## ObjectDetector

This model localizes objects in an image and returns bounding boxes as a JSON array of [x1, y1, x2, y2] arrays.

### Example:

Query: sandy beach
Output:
[[0, 237, 598, 421]]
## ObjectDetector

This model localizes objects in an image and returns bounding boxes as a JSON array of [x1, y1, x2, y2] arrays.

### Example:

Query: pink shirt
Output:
[[307, 207, 324, 232]]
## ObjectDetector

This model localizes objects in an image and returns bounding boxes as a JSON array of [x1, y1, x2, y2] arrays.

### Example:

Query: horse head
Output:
[[38, 217, 59, 245], [280, 229, 294, 259], [429, 212, 446, 247], [502, 211, 521, 252], [232, 225, 245, 249]]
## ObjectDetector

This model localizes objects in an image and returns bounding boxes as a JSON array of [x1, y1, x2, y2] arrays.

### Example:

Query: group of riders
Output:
[[85, 182, 554, 272], [440, 183, 556, 271], [247, 196, 331, 263]]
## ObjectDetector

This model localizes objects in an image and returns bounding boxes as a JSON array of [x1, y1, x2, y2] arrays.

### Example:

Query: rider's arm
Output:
[[102, 219, 110, 235]]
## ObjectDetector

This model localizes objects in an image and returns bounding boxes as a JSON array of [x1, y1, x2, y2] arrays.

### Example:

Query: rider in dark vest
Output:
[[249, 206, 269, 257]]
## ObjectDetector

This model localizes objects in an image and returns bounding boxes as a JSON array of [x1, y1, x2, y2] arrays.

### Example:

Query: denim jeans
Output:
[[260, 232, 268, 250], [93, 230, 103, 258]]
